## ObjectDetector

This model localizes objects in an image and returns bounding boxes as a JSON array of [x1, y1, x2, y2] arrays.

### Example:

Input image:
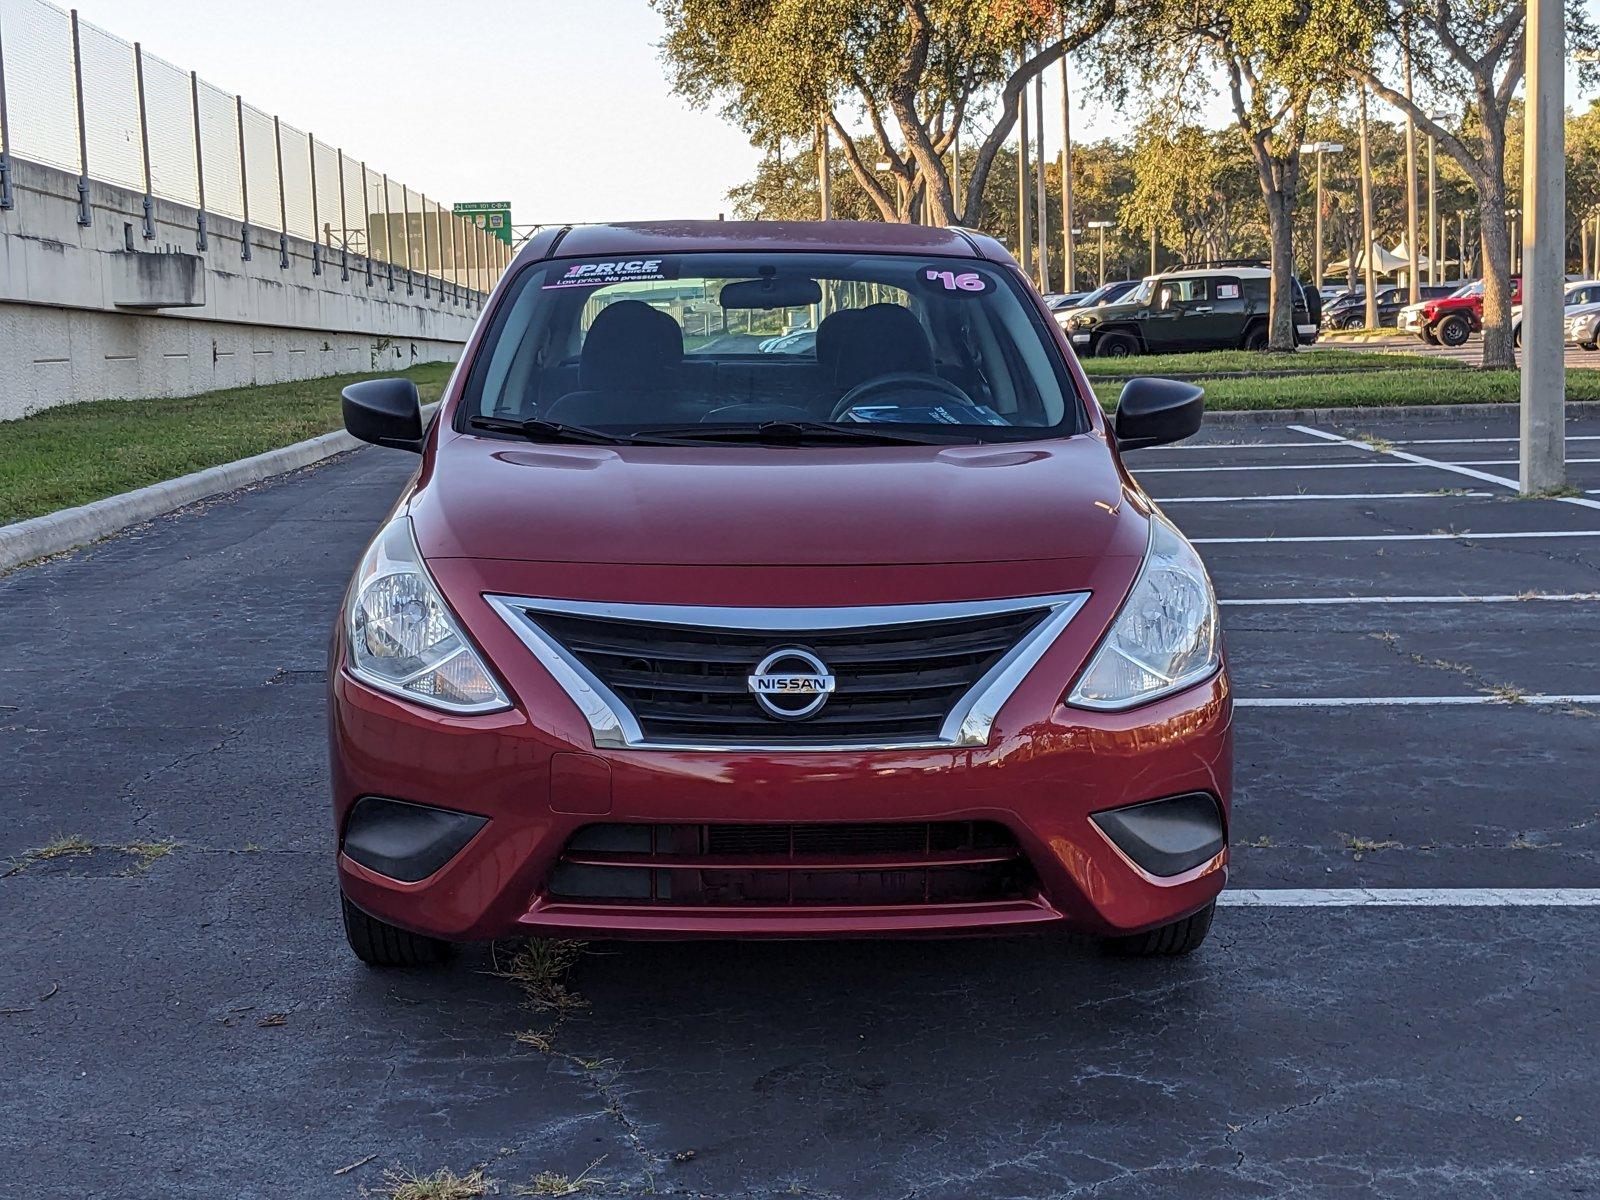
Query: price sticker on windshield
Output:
[[917, 266, 992, 296]]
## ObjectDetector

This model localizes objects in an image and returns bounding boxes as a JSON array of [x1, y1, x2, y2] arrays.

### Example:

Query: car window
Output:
[[460, 252, 1088, 441], [1212, 277, 1243, 305], [1158, 278, 1207, 308]]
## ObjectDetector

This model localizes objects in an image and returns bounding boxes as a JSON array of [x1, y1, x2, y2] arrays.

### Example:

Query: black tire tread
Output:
[[341, 893, 451, 967], [1104, 901, 1215, 957]]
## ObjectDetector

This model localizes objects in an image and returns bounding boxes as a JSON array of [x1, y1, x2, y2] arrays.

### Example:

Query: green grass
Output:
[[1078, 347, 1461, 375], [0, 362, 453, 525], [1092, 367, 1600, 411]]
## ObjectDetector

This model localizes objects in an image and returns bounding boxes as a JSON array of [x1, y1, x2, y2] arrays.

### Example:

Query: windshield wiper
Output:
[[635, 420, 960, 446], [467, 415, 688, 447]]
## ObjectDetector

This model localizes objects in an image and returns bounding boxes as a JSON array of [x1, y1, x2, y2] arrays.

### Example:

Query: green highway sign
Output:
[[453, 201, 513, 245]]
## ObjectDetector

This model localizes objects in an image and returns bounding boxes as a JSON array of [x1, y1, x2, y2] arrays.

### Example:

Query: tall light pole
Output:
[[1034, 70, 1050, 291], [1359, 88, 1378, 329], [1016, 49, 1032, 277], [1403, 29, 1421, 304], [1521, 0, 1565, 492], [1089, 220, 1114, 286], [1301, 142, 1344, 290], [816, 117, 832, 221], [1427, 111, 1444, 285], [1059, 54, 1075, 292]]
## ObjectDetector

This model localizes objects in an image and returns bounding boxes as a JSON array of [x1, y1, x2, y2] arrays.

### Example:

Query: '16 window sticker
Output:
[[916, 265, 992, 296]]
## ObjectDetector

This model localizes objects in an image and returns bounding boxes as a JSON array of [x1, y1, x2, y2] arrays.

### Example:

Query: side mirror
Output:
[[1113, 377, 1205, 450], [342, 377, 423, 452]]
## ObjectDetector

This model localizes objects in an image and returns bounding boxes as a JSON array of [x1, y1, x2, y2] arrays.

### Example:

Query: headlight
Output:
[[345, 516, 510, 713], [1067, 517, 1220, 710]]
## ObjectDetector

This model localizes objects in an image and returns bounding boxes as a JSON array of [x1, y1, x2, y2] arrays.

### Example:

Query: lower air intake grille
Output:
[[546, 822, 1035, 907]]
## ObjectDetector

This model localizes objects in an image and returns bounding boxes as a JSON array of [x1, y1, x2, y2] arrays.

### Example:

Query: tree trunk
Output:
[[1264, 189, 1298, 350], [1477, 181, 1515, 369]]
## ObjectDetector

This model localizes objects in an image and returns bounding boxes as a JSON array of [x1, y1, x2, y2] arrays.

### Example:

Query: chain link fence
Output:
[[0, 0, 510, 299]]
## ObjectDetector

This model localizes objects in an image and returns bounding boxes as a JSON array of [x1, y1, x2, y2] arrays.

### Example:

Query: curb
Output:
[[0, 404, 438, 573]]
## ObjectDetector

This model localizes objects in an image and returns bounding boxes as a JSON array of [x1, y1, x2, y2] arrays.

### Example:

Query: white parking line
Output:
[[1237, 694, 1600, 707], [1137, 457, 1600, 475], [1161, 491, 1493, 503], [1221, 889, 1600, 907], [1290, 424, 1600, 513], [1194, 530, 1600, 545], [1220, 592, 1599, 605], [1151, 434, 1600, 450]]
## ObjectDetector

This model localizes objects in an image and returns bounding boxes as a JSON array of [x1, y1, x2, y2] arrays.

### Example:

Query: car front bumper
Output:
[[330, 668, 1232, 942]]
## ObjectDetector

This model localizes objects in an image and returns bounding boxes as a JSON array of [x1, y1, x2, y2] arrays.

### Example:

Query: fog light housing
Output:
[[341, 796, 487, 883], [1091, 792, 1225, 878]]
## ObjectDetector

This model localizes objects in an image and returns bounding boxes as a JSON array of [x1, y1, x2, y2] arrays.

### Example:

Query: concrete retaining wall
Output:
[[0, 157, 485, 420]]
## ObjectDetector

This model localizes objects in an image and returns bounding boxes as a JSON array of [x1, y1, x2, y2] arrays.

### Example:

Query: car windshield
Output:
[[458, 252, 1088, 443], [1076, 282, 1126, 307], [1450, 281, 1483, 298]]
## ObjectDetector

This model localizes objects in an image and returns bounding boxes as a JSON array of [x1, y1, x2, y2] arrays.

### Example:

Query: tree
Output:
[[1122, 119, 1262, 266], [1112, 0, 1376, 349], [653, 0, 1115, 227], [1349, 1, 1598, 368]]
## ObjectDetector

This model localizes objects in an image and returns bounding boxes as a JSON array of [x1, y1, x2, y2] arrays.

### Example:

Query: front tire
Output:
[[1420, 326, 1439, 345], [1095, 331, 1139, 358], [1103, 901, 1215, 957], [341, 892, 452, 967], [1437, 314, 1471, 347]]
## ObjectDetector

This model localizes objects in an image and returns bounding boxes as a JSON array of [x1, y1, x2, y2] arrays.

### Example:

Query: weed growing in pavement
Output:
[[1342, 834, 1403, 860], [513, 1158, 607, 1196], [2, 835, 180, 877], [1484, 683, 1528, 704], [495, 940, 588, 1051], [368, 1166, 494, 1199], [1510, 834, 1563, 850], [1510, 485, 1583, 500]]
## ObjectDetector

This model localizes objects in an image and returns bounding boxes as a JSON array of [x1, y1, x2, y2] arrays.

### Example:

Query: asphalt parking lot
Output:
[[4, 404, 1599, 1199]]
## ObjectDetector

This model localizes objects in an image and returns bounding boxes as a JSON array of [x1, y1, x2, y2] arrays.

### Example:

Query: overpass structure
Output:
[[0, 0, 511, 420]]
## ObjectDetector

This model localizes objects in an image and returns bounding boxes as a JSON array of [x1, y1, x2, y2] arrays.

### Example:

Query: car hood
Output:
[[410, 429, 1148, 568]]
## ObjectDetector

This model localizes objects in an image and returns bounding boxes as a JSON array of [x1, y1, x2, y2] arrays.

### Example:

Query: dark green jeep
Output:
[[1063, 263, 1322, 357]]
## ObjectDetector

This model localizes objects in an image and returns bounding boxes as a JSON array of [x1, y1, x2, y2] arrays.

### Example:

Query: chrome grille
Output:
[[486, 594, 1089, 751]]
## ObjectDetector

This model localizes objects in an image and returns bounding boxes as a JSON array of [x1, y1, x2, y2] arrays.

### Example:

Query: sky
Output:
[[59, 0, 1600, 229], [63, 0, 1151, 228]]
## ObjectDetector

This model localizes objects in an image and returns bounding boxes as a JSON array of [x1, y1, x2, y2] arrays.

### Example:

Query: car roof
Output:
[[518, 220, 999, 265], [1158, 266, 1272, 280]]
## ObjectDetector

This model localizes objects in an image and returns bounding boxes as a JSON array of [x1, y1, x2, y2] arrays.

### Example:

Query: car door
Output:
[[1198, 276, 1247, 347], [1143, 278, 1208, 351]]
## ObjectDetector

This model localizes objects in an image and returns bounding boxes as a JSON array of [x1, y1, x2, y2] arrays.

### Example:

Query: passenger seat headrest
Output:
[[579, 299, 683, 391]]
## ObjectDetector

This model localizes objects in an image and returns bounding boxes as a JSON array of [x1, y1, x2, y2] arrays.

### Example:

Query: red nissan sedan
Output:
[[329, 221, 1230, 965]]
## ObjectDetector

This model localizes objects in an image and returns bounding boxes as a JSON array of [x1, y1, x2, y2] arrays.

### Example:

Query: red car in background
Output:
[[1397, 277, 1521, 346], [329, 221, 1231, 966]]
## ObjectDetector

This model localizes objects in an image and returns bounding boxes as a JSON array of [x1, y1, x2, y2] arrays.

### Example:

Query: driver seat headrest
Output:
[[832, 303, 934, 390]]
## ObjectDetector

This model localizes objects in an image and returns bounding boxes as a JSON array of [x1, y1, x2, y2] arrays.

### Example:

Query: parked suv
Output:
[[1398, 278, 1521, 346], [330, 221, 1230, 964], [1064, 262, 1320, 356]]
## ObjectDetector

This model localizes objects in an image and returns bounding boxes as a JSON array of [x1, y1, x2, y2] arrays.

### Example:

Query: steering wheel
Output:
[[830, 372, 971, 422]]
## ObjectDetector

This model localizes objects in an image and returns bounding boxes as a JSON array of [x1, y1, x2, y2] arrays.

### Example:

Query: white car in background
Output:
[[1513, 280, 1600, 348]]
